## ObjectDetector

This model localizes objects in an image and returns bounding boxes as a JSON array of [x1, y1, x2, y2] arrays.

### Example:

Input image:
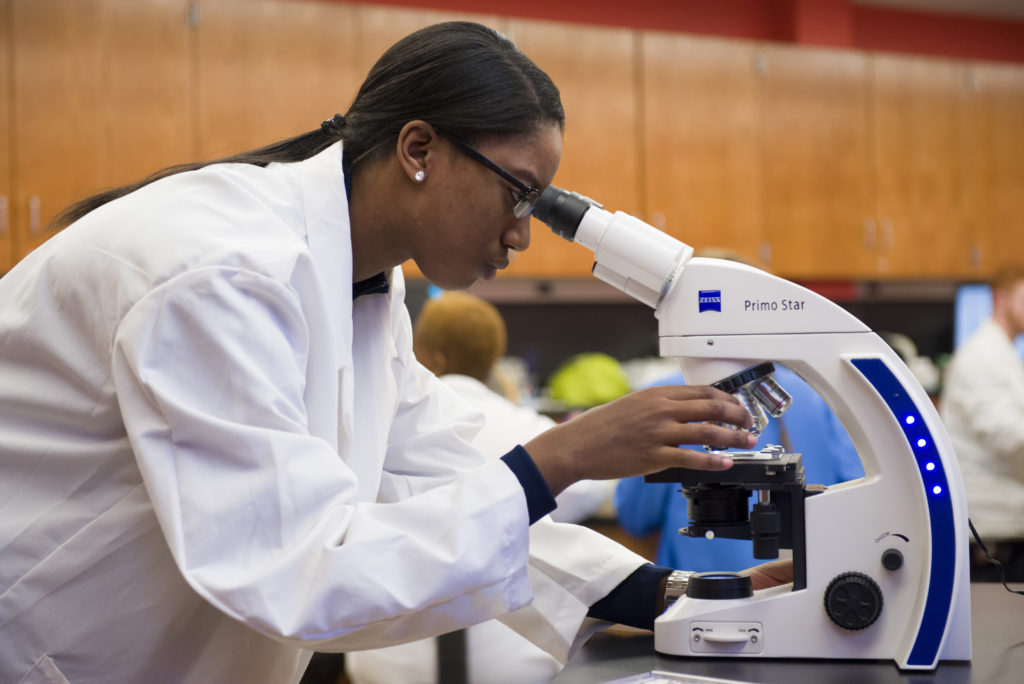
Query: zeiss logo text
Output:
[[698, 290, 722, 313]]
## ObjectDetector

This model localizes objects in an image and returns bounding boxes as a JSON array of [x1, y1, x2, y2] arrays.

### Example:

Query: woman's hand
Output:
[[525, 385, 755, 496], [744, 559, 794, 590]]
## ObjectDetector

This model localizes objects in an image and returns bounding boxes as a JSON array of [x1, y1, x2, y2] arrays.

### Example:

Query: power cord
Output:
[[969, 518, 1024, 596]]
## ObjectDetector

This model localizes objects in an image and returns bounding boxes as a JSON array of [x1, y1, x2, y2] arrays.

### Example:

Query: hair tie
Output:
[[321, 114, 345, 136]]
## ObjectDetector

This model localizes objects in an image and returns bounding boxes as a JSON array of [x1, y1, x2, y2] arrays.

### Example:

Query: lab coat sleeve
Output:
[[377, 357, 492, 501], [111, 267, 535, 650], [497, 517, 649, 664]]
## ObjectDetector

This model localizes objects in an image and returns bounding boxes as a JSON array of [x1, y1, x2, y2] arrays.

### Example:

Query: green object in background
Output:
[[547, 353, 632, 408]]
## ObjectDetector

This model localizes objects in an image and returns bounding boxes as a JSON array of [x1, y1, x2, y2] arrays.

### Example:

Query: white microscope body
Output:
[[532, 187, 971, 670]]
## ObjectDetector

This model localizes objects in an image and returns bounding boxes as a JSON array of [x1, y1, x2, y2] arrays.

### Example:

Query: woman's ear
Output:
[[396, 120, 437, 184]]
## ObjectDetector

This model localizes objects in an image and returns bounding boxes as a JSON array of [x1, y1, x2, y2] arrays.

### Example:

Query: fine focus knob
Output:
[[824, 572, 883, 630]]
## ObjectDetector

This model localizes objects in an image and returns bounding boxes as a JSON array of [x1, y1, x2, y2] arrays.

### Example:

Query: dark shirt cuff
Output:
[[500, 445, 557, 525], [587, 564, 674, 630]]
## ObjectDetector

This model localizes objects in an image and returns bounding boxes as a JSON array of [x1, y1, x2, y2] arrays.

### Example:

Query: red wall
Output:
[[344, 0, 1024, 64]]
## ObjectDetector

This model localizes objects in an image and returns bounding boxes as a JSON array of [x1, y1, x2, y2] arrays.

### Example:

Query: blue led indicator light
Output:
[[926, 462, 936, 471], [917, 438, 927, 448], [932, 485, 943, 495], [905, 415, 916, 425]]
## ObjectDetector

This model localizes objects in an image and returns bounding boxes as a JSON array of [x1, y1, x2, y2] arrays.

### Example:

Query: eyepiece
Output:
[[533, 185, 601, 242]]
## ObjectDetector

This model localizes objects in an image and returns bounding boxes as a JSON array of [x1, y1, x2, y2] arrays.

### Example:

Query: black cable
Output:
[[968, 518, 1024, 596]]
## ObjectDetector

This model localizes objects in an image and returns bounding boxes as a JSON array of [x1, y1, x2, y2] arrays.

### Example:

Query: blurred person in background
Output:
[[941, 265, 1024, 582]]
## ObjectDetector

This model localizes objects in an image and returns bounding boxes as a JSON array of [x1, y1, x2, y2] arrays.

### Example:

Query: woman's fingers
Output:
[[744, 559, 794, 590], [646, 385, 754, 430], [524, 384, 761, 494], [660, 446, 735, 471]]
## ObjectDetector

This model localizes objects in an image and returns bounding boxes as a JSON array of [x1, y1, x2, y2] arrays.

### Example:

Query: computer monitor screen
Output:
[[953, 283, 1024, 358]]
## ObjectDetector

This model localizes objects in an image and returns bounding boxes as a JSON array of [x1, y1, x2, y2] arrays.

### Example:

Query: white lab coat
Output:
[[940, 318, 1024, 541], [0, 142, 646, 684], [437, 375, 613, 525], [346, 375, 614, 684]]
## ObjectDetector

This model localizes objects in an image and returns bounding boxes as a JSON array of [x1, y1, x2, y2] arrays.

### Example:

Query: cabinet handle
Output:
[[863, 218, 876, 249], [0, 196, 8, 236], [753, 50, 768, 76], [29, 196, 41, 236], [880, 218, 893, 249]]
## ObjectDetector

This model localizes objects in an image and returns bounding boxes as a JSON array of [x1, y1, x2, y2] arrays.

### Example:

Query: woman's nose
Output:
[[503, 216, 531, 252]]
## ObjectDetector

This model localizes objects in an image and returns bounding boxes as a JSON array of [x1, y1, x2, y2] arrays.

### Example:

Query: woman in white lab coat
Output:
[[0, 22, 772, 684]]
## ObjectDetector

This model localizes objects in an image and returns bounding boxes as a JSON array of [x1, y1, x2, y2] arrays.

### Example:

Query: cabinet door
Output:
[[972, 63, 1024, 274], [870, 55, 981, 278], [353, 5, 504, 77], [195, 0, 362, 159], [1, 0, 11, 272], [506, 19, 639, 278], [642, 33, 764, 264], [759, 45, 873, 279], [10, 0, 192, 260]]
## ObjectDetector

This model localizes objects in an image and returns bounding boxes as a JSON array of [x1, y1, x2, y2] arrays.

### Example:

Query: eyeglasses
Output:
[[442, 133, 542, 219]]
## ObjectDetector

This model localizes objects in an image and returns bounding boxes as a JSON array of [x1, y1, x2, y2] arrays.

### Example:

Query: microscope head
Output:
[[533, 185, 693, 309]]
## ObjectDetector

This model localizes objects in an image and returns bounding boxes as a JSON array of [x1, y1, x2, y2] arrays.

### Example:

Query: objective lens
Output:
[[736, 387, 769, 436], [750, 375, 793, 418], [705, 386, 768, 451]]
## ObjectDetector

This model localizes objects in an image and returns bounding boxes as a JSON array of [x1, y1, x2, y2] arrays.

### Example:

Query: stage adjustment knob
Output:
[[824, 572, 883, 630]]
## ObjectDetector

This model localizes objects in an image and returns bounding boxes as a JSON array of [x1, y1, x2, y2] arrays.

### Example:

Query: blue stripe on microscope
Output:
[[850, 358, 955, 667]]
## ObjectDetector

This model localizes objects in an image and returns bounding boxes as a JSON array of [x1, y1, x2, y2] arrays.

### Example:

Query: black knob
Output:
[[824, 572, 883, 630], [881, 548, 904, 571]]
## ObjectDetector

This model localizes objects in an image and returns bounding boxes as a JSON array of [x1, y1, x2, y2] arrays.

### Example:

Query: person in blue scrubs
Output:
[[615, 365, 864, 570]]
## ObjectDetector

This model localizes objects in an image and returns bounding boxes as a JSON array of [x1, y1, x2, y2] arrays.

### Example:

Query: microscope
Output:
[[532, 187, 971, 670]]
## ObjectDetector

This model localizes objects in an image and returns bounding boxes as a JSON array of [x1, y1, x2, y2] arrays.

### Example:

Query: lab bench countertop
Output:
[[553, 583, 1023, 684]]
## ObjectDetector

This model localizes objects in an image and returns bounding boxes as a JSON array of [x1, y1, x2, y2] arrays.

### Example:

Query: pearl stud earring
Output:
[[414, 170, 426, 183]]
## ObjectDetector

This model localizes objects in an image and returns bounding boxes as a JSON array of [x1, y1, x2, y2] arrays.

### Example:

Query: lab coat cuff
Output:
[[501, 445, 557, 524], [586, 563, 674, 630]]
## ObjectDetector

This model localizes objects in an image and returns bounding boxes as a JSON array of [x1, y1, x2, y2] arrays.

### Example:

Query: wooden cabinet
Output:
[[641, 39, 1021, 282], [758, 44, 873, 279], [641, 33, 764, 264], [352, 4, 501, 77], [971, 62, 1024, 274], [2, 0, 1023, 281], [194, 0, 362, 159], [869, 55, 983, 278], [8, 0, 193, 263], [1, 0, 11, 272], [506, 19, 639, 278]]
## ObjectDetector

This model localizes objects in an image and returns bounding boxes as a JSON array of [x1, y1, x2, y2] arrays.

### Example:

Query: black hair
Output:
[[52, 21, 564, 229]]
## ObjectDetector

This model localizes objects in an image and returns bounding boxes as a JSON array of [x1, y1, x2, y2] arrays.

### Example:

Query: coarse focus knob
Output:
[[824, 572, 883, 630]]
